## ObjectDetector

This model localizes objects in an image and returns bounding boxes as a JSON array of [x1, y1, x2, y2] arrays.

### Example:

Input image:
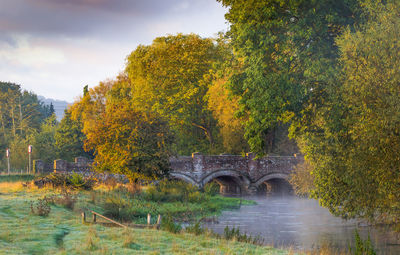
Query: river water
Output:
[[203, 196, 400, 254]]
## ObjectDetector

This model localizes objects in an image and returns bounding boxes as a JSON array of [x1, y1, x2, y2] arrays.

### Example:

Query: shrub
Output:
[[185, 221, 204, 236], [102, 196, 133, 222], [223, 226, 264, 245], [143, 180, 201, 203], [161, 215, 181, 234], [204, 182, 220, 196], [187, 191, 206, 203], [31, 198, 51, 216], [349, 229, 376, 255], [34, 173, 95, 190], [69, 172, 95, 190], [127, 182, 141, 196], [45, 190, 77, 210]]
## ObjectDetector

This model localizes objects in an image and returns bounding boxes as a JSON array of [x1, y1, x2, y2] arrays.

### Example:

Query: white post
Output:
[[28, 145, 32, 174], [29, 154, 31, 174], [6, 149, 10, 175]]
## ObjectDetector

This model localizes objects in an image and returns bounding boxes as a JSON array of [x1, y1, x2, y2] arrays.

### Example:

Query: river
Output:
[[203, 196, 400, 254]]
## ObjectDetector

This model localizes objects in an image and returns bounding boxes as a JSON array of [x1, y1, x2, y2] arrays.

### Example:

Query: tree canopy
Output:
[[218, 0, 362, 154], [125, 34, 228, 154]]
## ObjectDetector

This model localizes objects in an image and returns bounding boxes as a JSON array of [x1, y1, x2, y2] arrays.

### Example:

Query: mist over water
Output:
[[203, 196, 400, 254]]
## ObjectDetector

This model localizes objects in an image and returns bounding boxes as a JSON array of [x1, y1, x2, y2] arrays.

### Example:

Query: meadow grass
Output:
[[0, 174, 35, 183], [0, 181, 289, 255]]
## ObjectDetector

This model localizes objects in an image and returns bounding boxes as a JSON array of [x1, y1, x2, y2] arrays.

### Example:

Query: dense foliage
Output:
[[308, 1, 400, 224], [221, 0, 400, 227], [55, 109, 91, 161], [218, 0, 361, 154], [0, 82, 55, 170], [125, 34, 230, 154]]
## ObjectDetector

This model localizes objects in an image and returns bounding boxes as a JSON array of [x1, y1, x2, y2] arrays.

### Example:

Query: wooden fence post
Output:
[[81, 212, 86, 224], [93, 213, 96, 223], [147, 214, 151, 225]]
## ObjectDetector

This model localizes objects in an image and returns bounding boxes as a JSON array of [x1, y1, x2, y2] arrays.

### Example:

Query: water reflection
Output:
[[203, 196, 400, 255]]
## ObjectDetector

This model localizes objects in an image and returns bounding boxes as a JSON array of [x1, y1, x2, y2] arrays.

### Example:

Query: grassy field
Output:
[[0, 177, 292, 255], [0, 174, 36, 183]]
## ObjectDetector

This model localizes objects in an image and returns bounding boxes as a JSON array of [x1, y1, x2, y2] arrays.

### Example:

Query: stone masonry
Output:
[[34, 153, 301, 194]]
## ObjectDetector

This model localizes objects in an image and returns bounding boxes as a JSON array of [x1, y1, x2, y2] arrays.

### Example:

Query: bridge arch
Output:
[[253, 173, 289, 187], [200, 169, 251, 194], [254, 173, 292, 195], [169, 172, 198, 187]]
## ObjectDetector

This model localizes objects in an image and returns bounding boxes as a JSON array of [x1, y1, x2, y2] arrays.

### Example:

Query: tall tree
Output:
[[75, 78, 174, 181], [307, 0, 400, 225], [218, 0, 361, 155], [55, 109, 91, 161], [0, 82, 55, 170], [125, 34, 226, 154], [31, 114, 58, 163]]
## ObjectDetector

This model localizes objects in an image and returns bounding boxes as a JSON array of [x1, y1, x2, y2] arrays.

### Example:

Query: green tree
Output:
[[8, 135, 29, 171], [218, 0, 361, 155], [0, 82, 55, 170], [55, 109, 91, 161], [307, 1, 400, 225], [31, 114, 58, 163]]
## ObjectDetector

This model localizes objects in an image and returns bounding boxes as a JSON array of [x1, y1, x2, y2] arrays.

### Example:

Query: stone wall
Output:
[[33, 157, 94, 173]]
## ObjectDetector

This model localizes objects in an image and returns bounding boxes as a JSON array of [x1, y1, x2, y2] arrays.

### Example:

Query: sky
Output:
[[0, 0, 228, 102]]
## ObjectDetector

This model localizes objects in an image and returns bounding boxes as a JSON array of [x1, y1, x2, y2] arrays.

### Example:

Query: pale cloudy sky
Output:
[[0, 0, 228, 102]]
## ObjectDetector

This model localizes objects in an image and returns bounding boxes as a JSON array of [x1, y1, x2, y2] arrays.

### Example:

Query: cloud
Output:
[[0, 35, 66, 68], [0, 0, 228, 101], [0, 0, 225, 38]]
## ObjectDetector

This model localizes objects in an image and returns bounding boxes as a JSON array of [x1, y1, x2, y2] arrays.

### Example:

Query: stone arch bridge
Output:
[[34, 153, 301, 195], [170, 153, 301, 195]]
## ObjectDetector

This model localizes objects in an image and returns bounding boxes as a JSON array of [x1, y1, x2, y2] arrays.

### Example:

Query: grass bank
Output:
[[0, 179, 290, 255]]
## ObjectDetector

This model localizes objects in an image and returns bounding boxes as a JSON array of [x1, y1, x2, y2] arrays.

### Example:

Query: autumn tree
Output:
[[207, 77, 248, 154], [125, 34, 227, 154], [70, 78, 174, 181]]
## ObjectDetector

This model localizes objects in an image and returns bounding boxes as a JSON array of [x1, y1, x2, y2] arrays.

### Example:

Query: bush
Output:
[[161, 215, 181, 234], [142, 180, 202, 203], [185, 221, 204, 236], [102, 196, 130, 221], [34, 173, 95, 190], [203, 182, 220, 196], [349, 229, 376, 255], [31, 198, 51, 216], [69, 172, 96, 190], [45, 190, 77, 210], [223, 226, 264, 245]]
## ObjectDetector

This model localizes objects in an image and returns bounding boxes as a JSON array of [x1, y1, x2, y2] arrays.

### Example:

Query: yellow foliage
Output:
[[207, 77, 248, 154]]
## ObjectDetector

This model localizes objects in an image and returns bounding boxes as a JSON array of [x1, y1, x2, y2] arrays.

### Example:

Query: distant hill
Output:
[[37, 96, 70, 121]]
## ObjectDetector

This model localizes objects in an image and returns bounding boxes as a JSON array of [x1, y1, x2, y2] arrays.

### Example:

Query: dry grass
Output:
[[0, 181, 25, 193]]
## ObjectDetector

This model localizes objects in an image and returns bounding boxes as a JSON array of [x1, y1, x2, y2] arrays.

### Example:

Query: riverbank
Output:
[[0, 178, 290, 254]]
